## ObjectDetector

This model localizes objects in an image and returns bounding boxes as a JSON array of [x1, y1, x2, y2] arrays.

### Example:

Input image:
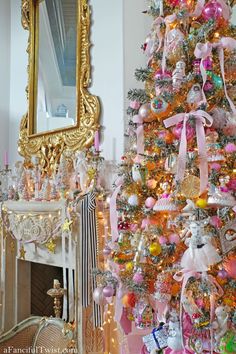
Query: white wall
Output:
[[0, 1, 10, 166], [9, 0, 28, 164], [90, 0, 124, 161]]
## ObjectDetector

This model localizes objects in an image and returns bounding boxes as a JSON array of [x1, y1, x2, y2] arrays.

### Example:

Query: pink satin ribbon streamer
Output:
[[164, 110, 213, 193], [110, 177, 123, 242], [133, 115, 144, 157], [194, 37, 236, 115]]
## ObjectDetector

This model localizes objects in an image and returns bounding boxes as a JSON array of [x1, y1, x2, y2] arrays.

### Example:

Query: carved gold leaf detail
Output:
[[18, 0, 100, 175]]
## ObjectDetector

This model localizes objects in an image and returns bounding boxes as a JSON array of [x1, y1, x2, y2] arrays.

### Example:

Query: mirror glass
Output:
[[36, 0, 78, 133]]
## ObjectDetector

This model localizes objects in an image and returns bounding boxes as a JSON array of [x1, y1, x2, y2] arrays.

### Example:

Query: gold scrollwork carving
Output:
[[19, 0, 100, 175]]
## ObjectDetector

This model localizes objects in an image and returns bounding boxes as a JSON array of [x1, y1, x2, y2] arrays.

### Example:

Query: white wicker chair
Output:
[[0, 316, 74, 354]]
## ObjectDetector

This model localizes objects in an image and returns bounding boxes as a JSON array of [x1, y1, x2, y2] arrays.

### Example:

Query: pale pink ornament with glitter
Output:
[[159, 236, 168, 245], [209, 162, 221, 171], [133, 272, 144, 284], [225, 143, 236, 153], [169, 233, 180, 244], [130, 100, 141, 110]]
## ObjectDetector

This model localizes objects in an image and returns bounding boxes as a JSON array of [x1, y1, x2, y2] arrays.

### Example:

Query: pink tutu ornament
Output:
[[153, 182, 177, 212], [181, 221, 221, 272]]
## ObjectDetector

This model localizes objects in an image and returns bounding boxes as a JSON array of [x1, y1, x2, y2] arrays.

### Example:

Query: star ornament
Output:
[[62, 219, 73, 232], [19, 245, 26, 260], [45, 238, 56, 253]]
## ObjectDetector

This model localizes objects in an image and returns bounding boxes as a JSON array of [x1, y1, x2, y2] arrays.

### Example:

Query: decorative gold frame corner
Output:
[[19, 0, 100, 173]]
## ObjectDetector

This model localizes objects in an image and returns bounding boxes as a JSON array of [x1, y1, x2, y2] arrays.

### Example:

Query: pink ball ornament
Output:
[[172, 122, 195, 141], [145, 197, 156, 209], [202, 57, 213, 71], [217, 269, 228, 279], [154, 69, 172, 80], [202, 0, 223, 21], [224, 257, 236, 279], [103, 285, 115, 298], [146, 179, 157, 190], [93, 287, 107, 305], [225, 143, 236, 153], [159, 236, 168, 245], [130, 100, 141, 110], [169, 233, 180, 244], [133, 272, 144, 284], [139, 103, 151, 119], [103, 245, 112, 256], [209, 162, 221, 171], [204, 81, 214, 92]]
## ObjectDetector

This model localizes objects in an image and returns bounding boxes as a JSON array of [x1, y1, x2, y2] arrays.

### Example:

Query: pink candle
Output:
[[94, 130, 100, 152], [4, 151, 9, 166]]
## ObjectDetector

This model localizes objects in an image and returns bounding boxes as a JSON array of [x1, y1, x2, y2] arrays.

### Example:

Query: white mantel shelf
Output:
[[4, 199, 66, 213]]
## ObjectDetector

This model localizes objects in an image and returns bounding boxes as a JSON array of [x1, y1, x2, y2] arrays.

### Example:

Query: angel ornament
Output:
[[181, 221, 221, 272], [172, 61, 186, 91]]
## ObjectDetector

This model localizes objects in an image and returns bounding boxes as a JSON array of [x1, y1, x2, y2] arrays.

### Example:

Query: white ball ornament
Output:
[[93, 287, 107, 305], [139, 103, 151, 119], [128, 194, 139, 206]]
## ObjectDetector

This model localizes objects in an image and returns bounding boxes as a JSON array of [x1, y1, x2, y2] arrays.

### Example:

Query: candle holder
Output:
[[47, 280, 66, 318]]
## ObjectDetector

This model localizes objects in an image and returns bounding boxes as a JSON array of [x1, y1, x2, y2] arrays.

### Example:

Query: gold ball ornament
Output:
[[180, 175, 201, 198], [196, 198, 208, 209], [126, 262, 134, 272], [149, 242, 162, 256]]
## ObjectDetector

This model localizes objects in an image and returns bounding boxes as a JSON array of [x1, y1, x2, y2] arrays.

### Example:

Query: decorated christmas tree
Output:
[[105, 0, 236, 352]]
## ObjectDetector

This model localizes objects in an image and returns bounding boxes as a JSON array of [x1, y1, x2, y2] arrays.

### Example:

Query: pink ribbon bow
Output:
[[133, 114, 144, 157], [164, 110, 213, 193], [194, 37, 236, 115], [110, 176, 123, 242]]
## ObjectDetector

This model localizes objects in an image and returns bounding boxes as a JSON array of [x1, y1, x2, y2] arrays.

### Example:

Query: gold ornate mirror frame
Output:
[[19, 0, 100, 172]]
